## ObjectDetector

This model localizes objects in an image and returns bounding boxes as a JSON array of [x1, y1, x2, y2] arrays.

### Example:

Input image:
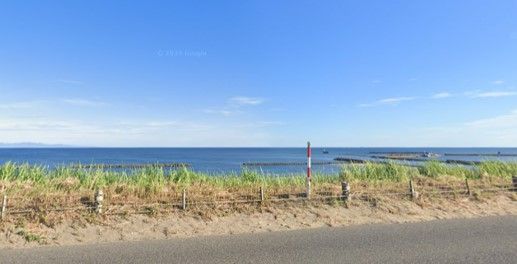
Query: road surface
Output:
[[1, 216, 516, 263]]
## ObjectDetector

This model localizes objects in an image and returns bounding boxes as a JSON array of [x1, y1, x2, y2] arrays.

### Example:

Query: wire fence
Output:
[[1, 178, 516, 219]]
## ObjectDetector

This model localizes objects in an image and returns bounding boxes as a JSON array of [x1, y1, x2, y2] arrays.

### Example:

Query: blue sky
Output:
[[1, 1, 517, 147]]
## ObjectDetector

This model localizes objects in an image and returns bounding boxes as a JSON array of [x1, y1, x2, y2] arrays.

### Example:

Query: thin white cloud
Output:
[[492, 80, 505, 85], [1, 99, 108, 110], [0, 101, 41, 109], [62, 98, 108, 107], [203, 109, 236, 117], [0, 116, 276, 147], [470, 91, 517, 98], [359, 97, 416, 107], [431, 92, 452, 99], [57, 79, 83, 85], [235, 121, 283, 128], [228, 96, 264, 106], [387, 109, 517, 147], [360, 88, 516, 108], [465, 110, 517, 129], [204, 96, 265, 116]]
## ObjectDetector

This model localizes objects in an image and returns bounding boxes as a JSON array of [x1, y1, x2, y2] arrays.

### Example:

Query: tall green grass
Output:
[[477, 161, 517, 179], [339, 162, 418, 182], [340, 160, 517, 182], [1, 161, 516, 195], [417, 160, 476, 179]]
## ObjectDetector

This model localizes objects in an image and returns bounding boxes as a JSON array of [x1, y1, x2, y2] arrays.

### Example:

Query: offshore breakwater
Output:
[[1, 148, 517, 174]]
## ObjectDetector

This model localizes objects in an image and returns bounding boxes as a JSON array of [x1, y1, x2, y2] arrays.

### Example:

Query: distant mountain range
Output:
[[0, 142, 72, 148]]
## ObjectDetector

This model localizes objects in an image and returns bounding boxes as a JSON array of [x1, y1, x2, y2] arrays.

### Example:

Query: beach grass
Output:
[[0, 161, 516, 200]]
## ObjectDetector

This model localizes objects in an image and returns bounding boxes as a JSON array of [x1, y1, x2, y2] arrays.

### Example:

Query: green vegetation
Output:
[[339, 162, 417, 182], [16, 229, 45, 243], [339, 160, 517, 182], [0, 161, 515, 198], [0, 162, 335, 197]]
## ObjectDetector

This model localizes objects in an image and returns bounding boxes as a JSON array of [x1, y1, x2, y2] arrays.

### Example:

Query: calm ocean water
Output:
[[0, 148, 516, 175]]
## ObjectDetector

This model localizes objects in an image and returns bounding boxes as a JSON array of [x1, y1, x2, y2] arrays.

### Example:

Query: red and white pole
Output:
[[306, 141, 311, 198]]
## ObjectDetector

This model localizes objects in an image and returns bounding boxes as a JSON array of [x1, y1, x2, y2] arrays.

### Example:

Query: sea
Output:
[[0, 148, 516, 175]]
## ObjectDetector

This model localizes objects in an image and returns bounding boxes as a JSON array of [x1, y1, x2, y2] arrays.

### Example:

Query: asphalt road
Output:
[[1, 216, 516, 263]]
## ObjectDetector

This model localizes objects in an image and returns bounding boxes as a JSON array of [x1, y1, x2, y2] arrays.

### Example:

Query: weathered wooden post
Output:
[[465, 178, 472, 196], [306, 141, 311, 199], [182, 189, 187, 210], [94, 189, 104, 214], [512, 176, 517, 192], [260, 187, 265, 203], [341, 181, 350, 202], [409, 179, 419, 199], [1, 194, 7, 221]]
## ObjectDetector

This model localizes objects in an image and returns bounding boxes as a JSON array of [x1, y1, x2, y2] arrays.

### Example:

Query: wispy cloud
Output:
[[0, 116, 275, 147], [0, 101, 41, 110], [56, 79, 83, 85], [360, 88, 516, 108], [431, 92, 452, 99], [62, 98, 108, 107], [469, 91, 517, 98], [492, 80, 505, 85], [205, 96, 265, 116], [203, 109, 236, 117], [359, 97, 416, 107], [465, 110, 517, 129], [228, 96, 264, 106]]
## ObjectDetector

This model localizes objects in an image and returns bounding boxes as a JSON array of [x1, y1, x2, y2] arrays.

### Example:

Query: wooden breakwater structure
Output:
[[444, 153, 517, 157], [70, 163, 191, 169], [369, 151, 438, 156], [444, 160, 481, 165], [370, 155, 482, 165], [333, 157, 422, 167], [370, 155, 428, 162], [369, 151, 431, 155], [333, 157, 370, 164], [335, 156, 486, 167], [243, 161, 344, 167]]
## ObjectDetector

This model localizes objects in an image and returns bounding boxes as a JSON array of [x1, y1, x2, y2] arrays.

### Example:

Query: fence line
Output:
[[1, 178, 516, 219]]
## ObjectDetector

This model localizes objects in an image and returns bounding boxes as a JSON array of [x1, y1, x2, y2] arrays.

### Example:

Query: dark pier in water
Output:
[[335, 156, 485, 166], [369, 151, 430, 155], [370, 155, 428, 162], [243, 161, 343, 166], [333, 157, 369, 164], [71, 163, 191, 169], [444, 153, 517, 157], [444, 160, 481, 165]]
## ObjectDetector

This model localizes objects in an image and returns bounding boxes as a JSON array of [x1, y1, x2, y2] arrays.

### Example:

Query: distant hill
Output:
[[0, 142, 72, 148]]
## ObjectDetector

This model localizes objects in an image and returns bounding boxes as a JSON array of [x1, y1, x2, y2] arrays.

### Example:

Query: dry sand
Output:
[[1, 193, 516, 249]]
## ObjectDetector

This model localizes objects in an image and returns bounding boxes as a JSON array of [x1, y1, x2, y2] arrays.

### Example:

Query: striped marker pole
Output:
[[306, 141, 311, 199]]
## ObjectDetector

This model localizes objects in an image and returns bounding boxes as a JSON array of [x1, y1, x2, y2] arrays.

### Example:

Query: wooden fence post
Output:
[[260, 187, 265, 203], [182, 189, 187, 210], [465, 178, 472, 196], [409, 179, 419, 199], [512, 176, 517, 192], [1, 194, 6, 221], [341, 181, 350, 202], [94, 189, 104, 214]]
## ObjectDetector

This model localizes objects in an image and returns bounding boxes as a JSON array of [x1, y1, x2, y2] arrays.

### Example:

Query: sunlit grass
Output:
[[0, 161, 515, 199]]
